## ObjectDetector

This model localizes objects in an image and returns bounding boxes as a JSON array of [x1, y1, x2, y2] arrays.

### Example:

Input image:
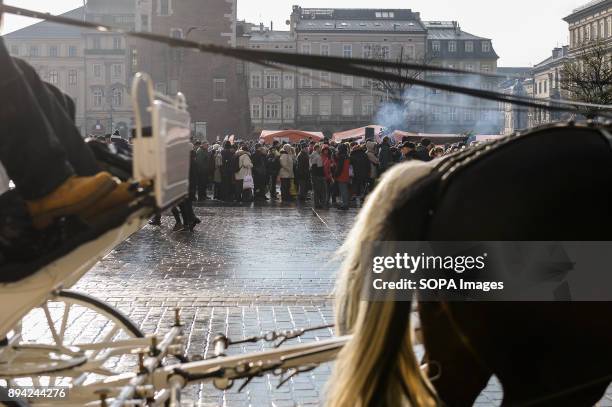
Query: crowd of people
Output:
[[185, 136, 465, 211]]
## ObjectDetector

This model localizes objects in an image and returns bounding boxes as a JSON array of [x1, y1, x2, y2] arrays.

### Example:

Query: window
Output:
[[251, 103, 261, 119], [343, 44, 352, 58], [432, 106, 442, 121], [68, 45, 77, 57], [465, 41, 473, 52], [29, 46, 39, 57], [111, 64, 123, 78], [112, 88, 123, 106], [301, 43, 311, 54], [49, 46, 59, 57], [481, 64, 491, 72], [213, 79, 227, 101], [449, 41, 457, 52], [68, 70, 78, 86], [362, 96, 374, 116], [320, 44, 330, 56], [48, 71, 59, 85], [159, 0, 171, 16], [319, 96, 332, 116], [170, 30, 183, 61], [320, 72, 331, 88], [380, 46, 390, 59], [363, 44, 373, 59], [283, 73, 294, 89], [300, 96, 313, 115], [342, 97, 354, 116], [465, 64, 474, 72], [283, 99, 294, 119], [544, 80, 548, 93], [169, 79, 178, 95], [449, 107, 458, 122], [141, 14, 149, 30], [251, 73, 261, 89], [113, 37, 122, 49], [93, 64, 102, 78], [93, 37, 101, 50], [155, 83, 167, 94], [464, 109, 475, 122], [432, 41, 440, 52], [482, 41, 491, 52], [93, 89, 104, 106], [264, 103, 280, 119], [341, 75, 353, 88], [10, 45, 19, 55], [301, 71, 312, 88], [265, 73, 280, 89]]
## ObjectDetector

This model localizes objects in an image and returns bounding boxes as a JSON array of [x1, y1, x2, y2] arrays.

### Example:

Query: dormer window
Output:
[[482, 41, 491, 52], [375, 11, 394, 18]]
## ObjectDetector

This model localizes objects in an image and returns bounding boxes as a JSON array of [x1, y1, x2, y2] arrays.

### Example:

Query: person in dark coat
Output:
[[195, 142, 210, 201], [350, 144, 370, 200], [296, 144, 310, 201], [220, 141, 236, 202], [378, 136, 393, 174], [251, 144, 268, 200], [400, 142, 418, 162], [188, 142, 200, 200], [415, 138, 434, 162], [266, 144, 281, 200]]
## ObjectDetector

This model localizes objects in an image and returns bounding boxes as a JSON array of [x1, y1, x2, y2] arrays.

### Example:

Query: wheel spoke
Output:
[[58, 302, 72, 345], [42, 303, 62, 347]]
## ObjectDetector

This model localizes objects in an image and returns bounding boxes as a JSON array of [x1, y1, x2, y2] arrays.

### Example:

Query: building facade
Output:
[[4, 8, 87, 135], [528, 46, 570, 127], [289, 7, 428, 136], [565, 0, 612, 53], [424, 21, 501, 134], [134, 0, 250, 142], [241, 23, 298, 133], [83, 0, 135, 138]]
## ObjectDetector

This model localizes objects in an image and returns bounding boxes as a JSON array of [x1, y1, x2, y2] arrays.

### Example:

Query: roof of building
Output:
[[533, 46, 570, 71], [4, 7, 84, 39], [424, 21, 490, 41], [294, 7, 426, 33], [564, 0, 612, 21], [250, 30, 294, 42]]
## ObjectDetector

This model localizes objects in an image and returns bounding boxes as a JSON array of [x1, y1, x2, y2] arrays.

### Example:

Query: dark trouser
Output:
[[312, 176, 326, 208], [280, 178, 292, 201], [269, 173, 279, 198], [352, 177, 367, 199], [254, 174, 267, 198], [298, 177, 310, 200], [328, 180, 338, 204], [197, 173, 208, 200], [221, 173, 234, 202], [178, 199, 196, 225], [214, 182, 221, 199], [235, 179, 244, 201], [0, 40, 99, 200], [338, 182, 350, 208]]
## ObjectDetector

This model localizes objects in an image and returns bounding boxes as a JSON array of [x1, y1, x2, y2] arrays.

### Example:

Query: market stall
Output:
[[259, 130, 324, 145]]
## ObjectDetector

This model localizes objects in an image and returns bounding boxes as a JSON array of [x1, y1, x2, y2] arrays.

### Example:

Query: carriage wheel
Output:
[[0, 290, 144, 389]]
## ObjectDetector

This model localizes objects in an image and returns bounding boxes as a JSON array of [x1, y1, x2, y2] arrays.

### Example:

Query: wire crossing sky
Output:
[[0, 0, 587, 67]]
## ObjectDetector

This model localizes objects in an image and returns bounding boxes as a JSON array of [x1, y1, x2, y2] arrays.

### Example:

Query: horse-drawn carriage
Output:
[[0, 74, 348, 406]]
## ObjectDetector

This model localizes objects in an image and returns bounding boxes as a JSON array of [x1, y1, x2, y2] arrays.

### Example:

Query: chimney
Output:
[[552, 47, 562, 59], [271, 21, 273, 31]]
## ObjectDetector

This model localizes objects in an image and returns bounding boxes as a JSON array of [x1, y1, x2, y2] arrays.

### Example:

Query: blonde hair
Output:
[[328, 160, 440, 407]]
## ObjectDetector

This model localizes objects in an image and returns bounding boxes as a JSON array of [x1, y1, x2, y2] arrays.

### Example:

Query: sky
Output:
[[0, 0, 588, 66]]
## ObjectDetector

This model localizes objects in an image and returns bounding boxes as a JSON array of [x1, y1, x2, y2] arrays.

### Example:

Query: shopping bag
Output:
[[243, 174, 254, 189]]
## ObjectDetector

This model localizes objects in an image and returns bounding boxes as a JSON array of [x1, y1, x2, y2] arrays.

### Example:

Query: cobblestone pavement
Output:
[[23, 199, 612, 406]]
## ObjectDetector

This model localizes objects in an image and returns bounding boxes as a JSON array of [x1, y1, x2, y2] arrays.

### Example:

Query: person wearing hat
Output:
[[400, 142, 417, 162]]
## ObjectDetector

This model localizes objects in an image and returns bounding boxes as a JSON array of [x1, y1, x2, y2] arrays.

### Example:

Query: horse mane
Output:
[[329, 159, 439, 407]]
